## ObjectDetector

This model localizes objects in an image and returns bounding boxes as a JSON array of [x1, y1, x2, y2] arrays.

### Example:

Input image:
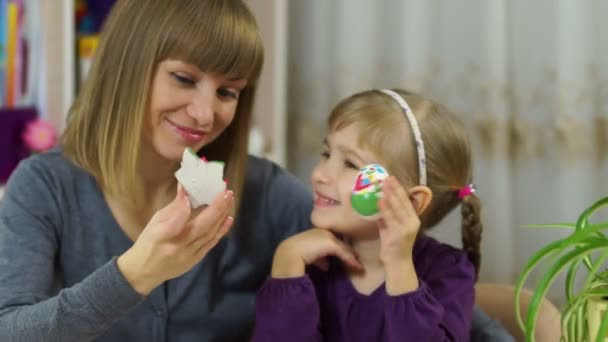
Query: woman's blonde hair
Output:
[[62, 0, 263, 211], [328, 89, 483, 277]]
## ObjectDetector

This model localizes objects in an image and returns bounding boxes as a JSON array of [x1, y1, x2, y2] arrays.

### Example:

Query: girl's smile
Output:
[[314, 192, 341, 207]]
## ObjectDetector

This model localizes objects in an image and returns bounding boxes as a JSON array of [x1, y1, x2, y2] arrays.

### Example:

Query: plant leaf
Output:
[[524, 223, 577, 229], [515, 238, 568, 331], [524, 240, 608, 340]]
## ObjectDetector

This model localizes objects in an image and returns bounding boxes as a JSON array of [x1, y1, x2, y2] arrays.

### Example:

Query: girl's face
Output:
[[146, 59, 247, 161], [310, 124, 381, 238]]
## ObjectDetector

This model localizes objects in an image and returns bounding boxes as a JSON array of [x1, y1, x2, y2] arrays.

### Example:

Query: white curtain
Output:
[[286, 0, 608, 304]]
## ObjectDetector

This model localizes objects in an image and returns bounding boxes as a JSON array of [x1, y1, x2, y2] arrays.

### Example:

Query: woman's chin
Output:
[[153, 143, 189, 162]]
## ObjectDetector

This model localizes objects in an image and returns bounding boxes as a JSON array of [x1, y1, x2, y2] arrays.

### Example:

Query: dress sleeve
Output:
[[383, 250, 476, 342], [252, 276, 323, 342], [0, 158, 144, 342]]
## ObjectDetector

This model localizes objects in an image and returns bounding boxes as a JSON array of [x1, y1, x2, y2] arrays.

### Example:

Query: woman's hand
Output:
[[271, 228, 363, 279], [117, 185, 234, 295], [377, 177, 420, 294]]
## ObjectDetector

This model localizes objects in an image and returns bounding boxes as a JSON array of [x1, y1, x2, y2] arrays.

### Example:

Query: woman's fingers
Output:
[[194, 215, 234, 258], [190, 214, 232, 251], [187, 190, 234, 244], [151, 184, 192, 237], [131, 186, 235, 287]]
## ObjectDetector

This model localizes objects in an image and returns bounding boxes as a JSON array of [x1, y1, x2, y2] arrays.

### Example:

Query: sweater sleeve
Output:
[[265, 164, 313, 240], [252, 276, 322, 342], [0, 158, 145, 342], [383, 249, 476, 342]]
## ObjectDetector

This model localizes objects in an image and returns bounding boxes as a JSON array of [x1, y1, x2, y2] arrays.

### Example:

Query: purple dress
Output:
[[253, 235, 475, 341]]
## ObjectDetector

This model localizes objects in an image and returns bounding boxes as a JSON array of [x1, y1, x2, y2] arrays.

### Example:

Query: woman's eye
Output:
[[218, 88, 239, 99], [172, 73, 195, 86]]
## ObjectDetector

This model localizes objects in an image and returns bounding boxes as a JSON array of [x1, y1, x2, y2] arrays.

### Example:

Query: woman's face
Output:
[[146, 59, 247, 161]]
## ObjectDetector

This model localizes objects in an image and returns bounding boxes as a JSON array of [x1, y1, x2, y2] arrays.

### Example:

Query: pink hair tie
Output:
[[457, 184, 475, 200]]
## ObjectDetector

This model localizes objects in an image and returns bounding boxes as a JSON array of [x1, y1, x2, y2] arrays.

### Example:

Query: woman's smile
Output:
[[165, 118, 208, 145]]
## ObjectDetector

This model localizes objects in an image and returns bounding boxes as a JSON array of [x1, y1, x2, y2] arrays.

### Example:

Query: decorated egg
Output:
[[350, 164, 389, 219]]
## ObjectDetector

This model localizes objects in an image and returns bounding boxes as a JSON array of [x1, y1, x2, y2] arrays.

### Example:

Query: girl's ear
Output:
[[407, 185, 433, 215]]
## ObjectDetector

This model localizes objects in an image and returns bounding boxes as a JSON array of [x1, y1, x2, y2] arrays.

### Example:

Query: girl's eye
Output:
[[218, 88, 239, 99], [172, 73, 195, 86], [344, 160, 358, 170], [320, 151, 330, 159]]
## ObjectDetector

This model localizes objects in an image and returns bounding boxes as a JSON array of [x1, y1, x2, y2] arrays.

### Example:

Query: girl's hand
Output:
[[117, 185, 234, 295], [271, 228, 363, 279], [378, 177, 422, 294], [377, 177, 421, 265]]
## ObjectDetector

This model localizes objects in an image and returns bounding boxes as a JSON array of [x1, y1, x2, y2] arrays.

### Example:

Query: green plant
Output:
[[515, 197, 608, 342]]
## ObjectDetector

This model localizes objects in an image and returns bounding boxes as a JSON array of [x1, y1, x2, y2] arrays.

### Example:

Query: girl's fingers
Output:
[[328, 239, 363, 271], [381, 177, 416, 227], [379, 193, 400, 230], [313, 258, 330, 271], [376, 218, 387, 230], [391, 178, 417, 219]]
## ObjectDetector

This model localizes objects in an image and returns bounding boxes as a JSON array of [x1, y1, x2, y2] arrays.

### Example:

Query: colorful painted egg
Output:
[[350, 164, 389, 219]]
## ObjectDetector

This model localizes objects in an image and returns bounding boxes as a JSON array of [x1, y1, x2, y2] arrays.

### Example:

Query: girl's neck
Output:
[[344, 236, 387, 295], [347, 236, 384, 271]]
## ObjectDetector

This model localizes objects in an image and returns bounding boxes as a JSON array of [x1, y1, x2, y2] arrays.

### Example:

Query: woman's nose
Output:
[[186, 86, 215, 126]]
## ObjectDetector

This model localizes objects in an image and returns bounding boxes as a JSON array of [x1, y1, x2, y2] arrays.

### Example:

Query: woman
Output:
[[0, 1, 311, 341]]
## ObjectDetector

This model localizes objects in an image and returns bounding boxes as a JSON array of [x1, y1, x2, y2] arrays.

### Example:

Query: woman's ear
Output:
[[407, 185, 433, 215]]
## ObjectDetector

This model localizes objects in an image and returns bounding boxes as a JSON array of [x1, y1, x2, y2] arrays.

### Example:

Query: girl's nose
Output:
[[311, 161, 332, 185]]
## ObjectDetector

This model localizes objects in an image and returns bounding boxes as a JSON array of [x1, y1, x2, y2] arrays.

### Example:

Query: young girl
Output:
[[253, 89, 482, 341]]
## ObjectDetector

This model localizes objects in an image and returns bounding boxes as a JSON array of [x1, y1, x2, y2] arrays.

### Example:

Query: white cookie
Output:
[[175, 148, 226, 208]]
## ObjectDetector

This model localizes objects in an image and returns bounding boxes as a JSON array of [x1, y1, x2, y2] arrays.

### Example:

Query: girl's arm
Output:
[[252, 239, 324, 342], [378, 177, 475, 340], [251, 234, 324, 342], [253, 275, 323, 342], [251, 164, 323, 341], [383, 248, 476, 342], [252, 228, 363, 342]]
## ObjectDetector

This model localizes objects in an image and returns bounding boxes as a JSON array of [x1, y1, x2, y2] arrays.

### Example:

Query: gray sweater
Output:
[[0, 149, 312, 341]]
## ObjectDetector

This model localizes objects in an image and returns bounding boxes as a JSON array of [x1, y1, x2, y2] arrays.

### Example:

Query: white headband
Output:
[[378, 89, 427, 186]]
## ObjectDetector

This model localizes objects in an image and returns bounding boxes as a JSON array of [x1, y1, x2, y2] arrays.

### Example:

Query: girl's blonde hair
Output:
[[328, 89, 483, 277], [62, 0, 263, 211]]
